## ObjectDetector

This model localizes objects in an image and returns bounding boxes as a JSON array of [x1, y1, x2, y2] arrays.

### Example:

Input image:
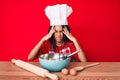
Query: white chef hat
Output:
[[45, 4, 73, 25]]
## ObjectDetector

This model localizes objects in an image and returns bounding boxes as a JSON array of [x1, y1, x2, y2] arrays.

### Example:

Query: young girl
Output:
[[28, 4, 87, 62]]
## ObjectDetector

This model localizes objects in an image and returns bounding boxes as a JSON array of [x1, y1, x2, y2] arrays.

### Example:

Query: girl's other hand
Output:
[[63, 27, 76, 42], [43, 26, 55, 41]]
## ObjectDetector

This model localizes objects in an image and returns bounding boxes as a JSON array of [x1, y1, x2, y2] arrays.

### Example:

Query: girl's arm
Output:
[[63, 27, 87, 62], [28, 26, 55, 60], [28, 38, 45, 60], [72, 38, 87, 62]]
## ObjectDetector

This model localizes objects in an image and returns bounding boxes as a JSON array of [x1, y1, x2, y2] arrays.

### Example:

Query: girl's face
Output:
[[54, 25, 63, 43]]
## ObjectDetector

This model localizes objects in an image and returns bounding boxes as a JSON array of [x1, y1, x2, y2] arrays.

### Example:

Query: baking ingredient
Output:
[[70, 68, 77, 76], [61, 68, 69, 75]]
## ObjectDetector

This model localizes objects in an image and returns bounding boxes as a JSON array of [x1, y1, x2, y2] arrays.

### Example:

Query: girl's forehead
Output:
[[54, 25, 62, 27], [55, 25, 62, 29]]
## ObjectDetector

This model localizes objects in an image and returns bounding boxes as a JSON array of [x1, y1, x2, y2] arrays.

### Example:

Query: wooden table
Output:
[[0, 61, 120, 80]]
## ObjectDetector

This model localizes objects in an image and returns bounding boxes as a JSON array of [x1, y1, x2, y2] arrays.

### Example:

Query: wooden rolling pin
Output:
[[11, 59, 58, 80], [70, 63, 100, 76]]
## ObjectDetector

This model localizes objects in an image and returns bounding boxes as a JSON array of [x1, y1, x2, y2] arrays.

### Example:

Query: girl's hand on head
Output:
[[43, 26, 55, 41], [63, 27, 76, 42]]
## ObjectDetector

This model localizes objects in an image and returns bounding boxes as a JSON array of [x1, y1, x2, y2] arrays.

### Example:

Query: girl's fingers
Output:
[[50, 26, 55, 33], [63, 27, 70, 35], [63, 27, 67, 32], [63, 27, 76, 42], [51, 26, 55, 30]]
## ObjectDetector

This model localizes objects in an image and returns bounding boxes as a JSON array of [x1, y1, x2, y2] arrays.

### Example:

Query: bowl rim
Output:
[[39, 57, 70, 61], [39, 53, 69, 60]]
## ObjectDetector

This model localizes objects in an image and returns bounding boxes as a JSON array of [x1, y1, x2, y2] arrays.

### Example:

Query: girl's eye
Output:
[[54, 30, 57, 33], [60, 31, 63, 33]]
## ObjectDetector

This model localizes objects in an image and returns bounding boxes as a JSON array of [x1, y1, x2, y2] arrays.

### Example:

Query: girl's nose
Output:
[[57, 32, 61, 36]]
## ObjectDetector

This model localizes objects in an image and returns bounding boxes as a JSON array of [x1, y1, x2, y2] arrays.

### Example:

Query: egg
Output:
[[70, 68, 77, 76], [61, 68, 69, 75]]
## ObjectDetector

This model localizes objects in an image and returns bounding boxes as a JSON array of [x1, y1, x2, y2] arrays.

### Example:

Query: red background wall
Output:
[[0, 0, 120, 61]]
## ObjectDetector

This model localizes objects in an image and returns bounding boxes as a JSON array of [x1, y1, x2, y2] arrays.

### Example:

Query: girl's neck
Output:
[[56, 42, 64, 46]]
